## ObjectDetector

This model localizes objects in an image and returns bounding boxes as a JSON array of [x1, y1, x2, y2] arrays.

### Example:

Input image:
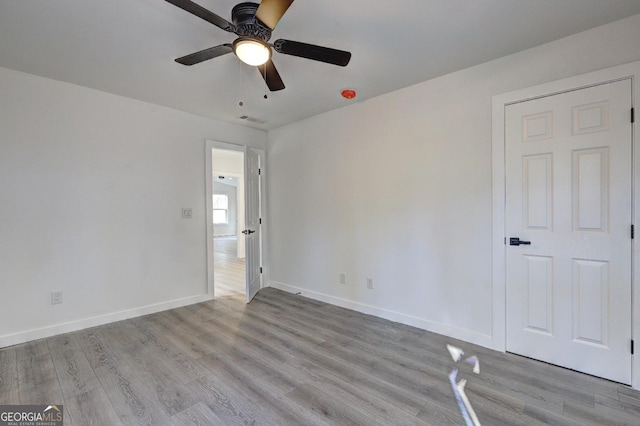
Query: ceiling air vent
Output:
[[239, 115, 268, 124]]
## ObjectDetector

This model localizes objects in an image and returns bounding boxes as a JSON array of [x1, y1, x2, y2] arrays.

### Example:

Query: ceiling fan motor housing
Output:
[[232, 2, 271, 42], [166, 0, 352, 91]]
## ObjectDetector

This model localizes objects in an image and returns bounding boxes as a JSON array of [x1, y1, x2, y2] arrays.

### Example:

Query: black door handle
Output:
[[242, 229, 256, 235], [510, 237, 531, 246]]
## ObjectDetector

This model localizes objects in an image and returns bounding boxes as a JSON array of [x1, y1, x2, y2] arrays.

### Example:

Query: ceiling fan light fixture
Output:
[[233, 37, 271, 66]]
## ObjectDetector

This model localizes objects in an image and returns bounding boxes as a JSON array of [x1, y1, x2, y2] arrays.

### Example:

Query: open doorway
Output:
[[212, 148, 246, 298], [206, 141, 266, 303]]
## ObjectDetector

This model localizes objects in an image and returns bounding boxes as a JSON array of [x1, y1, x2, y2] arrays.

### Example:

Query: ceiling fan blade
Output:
[[258, 60, 285, 91], [273, 39, 351, 66], [175, 44, 233, 65], [255, 0, 294, 30], [165, 0, 235, 32]]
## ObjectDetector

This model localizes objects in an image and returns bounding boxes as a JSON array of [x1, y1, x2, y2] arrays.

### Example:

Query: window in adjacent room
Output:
[[213, 194, 229, 224]]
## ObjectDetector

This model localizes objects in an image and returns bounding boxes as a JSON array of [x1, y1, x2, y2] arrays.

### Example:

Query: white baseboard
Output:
[[0, 294, 213, 348], [268, 280, 497, 350]]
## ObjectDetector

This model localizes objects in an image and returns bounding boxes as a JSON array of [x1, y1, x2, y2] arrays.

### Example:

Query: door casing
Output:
[[492, 60, 640, 389]]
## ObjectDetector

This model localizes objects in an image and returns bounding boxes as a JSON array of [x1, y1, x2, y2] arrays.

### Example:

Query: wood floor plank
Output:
[[594, 393, 640, 424], [198, 348, 297, 397], [618, 386, 640, 408], [188, 374, 261, 425], [17, 353, 58, 390], [47, 334, 101, 399], [282, 360, 430, 426], [292, 357, 427, 417], [18, 377, 64, 405], [93, 362, 173, 425], [467, 381, 527, 425], [563, 398, 639, 426], [241, 303, 350, 347], [204, 318, 298, 368], [74, 329, 116, 370], [520, 402, 585, 426], [64, 387, 122, 426], [285, 382, 402, 426], [139, 365, 200, 418], [416, 397, 466, 425], [0, 347, 19, 404], [117, 322, 209, 386], [14, 339, 50, 361], [205, 364, 329, 426], [112, 342, 201, 418], [145, 310, 212, 340], [171, 401, 226, 425], [133, 316, 219, 360]]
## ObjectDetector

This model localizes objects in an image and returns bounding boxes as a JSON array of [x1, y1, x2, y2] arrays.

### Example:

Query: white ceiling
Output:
[[1, 1, 639, 130]]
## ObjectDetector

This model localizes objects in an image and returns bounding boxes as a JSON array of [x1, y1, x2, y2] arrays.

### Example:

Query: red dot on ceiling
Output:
[[341, 89, 357, 100]]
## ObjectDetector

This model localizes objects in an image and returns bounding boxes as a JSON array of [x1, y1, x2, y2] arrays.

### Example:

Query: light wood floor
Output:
[[213, 236, 245, 298], [2, 288, 639, 425]]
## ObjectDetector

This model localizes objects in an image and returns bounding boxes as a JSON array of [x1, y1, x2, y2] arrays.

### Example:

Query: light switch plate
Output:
[[51, 290, 63, 305]]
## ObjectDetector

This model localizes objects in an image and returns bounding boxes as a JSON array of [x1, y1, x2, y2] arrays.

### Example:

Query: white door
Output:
[[244, 147, 262, 303], [505, 79, 633, 384]]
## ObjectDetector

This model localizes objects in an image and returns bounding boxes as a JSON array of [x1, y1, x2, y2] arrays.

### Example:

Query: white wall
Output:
[[213, 180, 238, 237], [266, 14, 640, 348], [0, 67, 266, 346]]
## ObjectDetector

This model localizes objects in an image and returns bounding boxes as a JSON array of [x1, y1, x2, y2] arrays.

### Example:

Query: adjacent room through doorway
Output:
[[212, 148, 246, 298], [213, 235, 245, 297]]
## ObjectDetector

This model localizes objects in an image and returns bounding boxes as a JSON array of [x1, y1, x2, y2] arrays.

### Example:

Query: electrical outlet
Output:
[[340, 273, 346, 284], [182, 208, 193, 219], [51, 290, 63, 305], [366, 277, 374, 289]]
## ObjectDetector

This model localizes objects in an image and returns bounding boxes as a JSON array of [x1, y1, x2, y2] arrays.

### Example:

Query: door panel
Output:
[[506, 79, 632, 384], [523, 154, 552, 230], [245, 147, 262, 303], [523, 254, 553, 335], [573, 148, 608, 232], [572, 259, 609, 346]]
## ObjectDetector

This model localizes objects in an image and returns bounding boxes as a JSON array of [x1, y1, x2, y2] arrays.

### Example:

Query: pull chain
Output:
[[238, 60, 244, 107], [263, 64, 268, 99]]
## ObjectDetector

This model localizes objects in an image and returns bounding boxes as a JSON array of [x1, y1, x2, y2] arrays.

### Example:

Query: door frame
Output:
[[205, 140, 269, 299], [492, 60, 639, 389]]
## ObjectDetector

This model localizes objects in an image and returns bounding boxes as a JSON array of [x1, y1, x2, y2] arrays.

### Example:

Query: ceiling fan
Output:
[[166, 0, 352, 91]]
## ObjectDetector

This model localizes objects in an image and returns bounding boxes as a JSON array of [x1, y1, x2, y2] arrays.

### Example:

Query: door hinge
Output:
[[632, 340, 635, 355], [632, 107, 635, 123], [632, 224, 635, 239], [260, 267, 263, 274], [259, 218, 262, 224], [504, 237, 507, 245], [258, 168, 261, 175]]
